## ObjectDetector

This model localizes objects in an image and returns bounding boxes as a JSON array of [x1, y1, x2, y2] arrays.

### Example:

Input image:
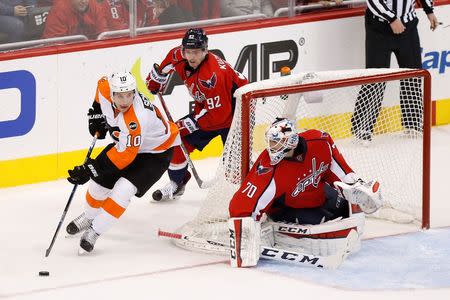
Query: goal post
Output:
[[174, 68, 431, 254]]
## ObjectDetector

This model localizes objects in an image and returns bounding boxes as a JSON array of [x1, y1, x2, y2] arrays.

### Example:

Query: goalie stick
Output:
[[156, 92, 214, 189], [158, 229, 346, 269]]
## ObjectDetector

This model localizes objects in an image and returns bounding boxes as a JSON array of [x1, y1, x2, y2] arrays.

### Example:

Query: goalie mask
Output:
[[265, 118, 299, 165]]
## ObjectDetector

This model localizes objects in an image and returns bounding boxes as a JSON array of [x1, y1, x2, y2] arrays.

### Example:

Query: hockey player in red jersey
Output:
[[66, 72, 180, 253], [228, 118, 383, 267], [146, 28, 248, 201]]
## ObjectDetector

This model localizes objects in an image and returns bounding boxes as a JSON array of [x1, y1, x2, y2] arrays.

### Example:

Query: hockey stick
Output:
[[158, 229, 346, 269], [45, 135, 98, 257], [156, 92, 214, 189]]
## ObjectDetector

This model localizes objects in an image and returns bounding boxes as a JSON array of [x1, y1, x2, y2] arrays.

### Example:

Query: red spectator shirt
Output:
[[158, 46, 248, 131], [177, 0, 221, 19], [102, 0, 149, 30], [42, 0, 107, 39], [229, 130, 354, 220]]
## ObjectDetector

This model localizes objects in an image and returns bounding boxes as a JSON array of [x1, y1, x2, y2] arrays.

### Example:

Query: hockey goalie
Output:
[[228, 118, 383, 268]]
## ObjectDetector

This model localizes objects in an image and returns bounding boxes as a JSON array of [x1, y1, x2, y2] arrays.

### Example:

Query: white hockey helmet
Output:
[[109, 72, 136, 94], [265, 118, 299, 165]]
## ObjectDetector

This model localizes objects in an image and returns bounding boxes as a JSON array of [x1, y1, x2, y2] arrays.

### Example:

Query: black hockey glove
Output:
[[88, 103, 108, 139], [67, 158, 101, 185]]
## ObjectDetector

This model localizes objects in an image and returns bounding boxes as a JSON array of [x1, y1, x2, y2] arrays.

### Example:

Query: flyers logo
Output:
[[199, 72, 217, 89], [256, 162, 272, 175], [109, 126, 120, 142]]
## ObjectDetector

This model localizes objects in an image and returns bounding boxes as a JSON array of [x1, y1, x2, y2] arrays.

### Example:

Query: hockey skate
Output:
[[152, 171, 191, 201], [79, 226, 100, 253], [66, 212, 93, 235]]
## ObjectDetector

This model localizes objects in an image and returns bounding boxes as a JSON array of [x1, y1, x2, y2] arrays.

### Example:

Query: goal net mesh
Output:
[[174, 68, 430, 254]]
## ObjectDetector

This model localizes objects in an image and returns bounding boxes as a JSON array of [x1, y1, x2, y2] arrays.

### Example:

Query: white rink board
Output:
[[0, 6, 449, 161]]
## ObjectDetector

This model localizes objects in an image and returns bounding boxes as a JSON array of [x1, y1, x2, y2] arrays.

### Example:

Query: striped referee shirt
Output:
[[366, 0, 434, 24]]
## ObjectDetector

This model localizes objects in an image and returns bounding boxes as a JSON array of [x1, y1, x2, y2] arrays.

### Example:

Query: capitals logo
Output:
[[199, 73, 217, 89], [188, 83, 207, 103], [291, 158, 328, 197], [256, 162, 272, 175]]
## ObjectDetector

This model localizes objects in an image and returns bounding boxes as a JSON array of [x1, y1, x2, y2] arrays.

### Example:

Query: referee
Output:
[[351, 0, 439, 141]]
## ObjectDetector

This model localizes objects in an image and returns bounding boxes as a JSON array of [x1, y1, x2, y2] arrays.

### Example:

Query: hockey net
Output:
[[175, 68, 431, 254]]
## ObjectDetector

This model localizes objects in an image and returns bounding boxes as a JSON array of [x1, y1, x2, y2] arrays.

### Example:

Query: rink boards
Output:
[[0, 5, 449, 187]]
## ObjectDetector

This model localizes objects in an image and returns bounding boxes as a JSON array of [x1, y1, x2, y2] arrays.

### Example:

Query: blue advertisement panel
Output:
[[0, 70, 36, 139]]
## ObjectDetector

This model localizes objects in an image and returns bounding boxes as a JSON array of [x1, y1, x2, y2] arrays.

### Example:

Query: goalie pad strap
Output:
[[270, 216, 358, 236], [273, 217, 361, 256]]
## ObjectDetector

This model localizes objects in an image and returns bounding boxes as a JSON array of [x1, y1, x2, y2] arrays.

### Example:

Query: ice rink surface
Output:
[[1, 125, 450, 300]]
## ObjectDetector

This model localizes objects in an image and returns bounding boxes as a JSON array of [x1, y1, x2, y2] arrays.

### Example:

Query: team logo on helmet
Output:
[[199, 73, 217, 89], [129, 122, 138, 130]]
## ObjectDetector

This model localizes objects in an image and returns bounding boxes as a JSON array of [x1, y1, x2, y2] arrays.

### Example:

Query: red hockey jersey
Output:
[[229, 130, 354, 220], [158, 46, 248, 131], [102, 0, 149, 30], [42, 0, 108, 39]]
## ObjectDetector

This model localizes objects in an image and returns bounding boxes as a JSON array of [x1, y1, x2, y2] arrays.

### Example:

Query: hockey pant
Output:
[[168, 126, 229, 184]]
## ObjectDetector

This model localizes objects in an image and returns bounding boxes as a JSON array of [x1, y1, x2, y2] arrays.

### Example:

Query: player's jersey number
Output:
[[206, 96, 221, 109], [110, 7, 119, 19], [126, 134, 141, 147], [242, 182, 257, 198]]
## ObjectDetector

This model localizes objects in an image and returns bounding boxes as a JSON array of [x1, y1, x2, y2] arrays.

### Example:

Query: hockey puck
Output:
[[39, 271, 50, 276]]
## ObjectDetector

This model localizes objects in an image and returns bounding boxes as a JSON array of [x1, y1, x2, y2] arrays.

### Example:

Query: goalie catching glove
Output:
[[334, 176, 383, 214]]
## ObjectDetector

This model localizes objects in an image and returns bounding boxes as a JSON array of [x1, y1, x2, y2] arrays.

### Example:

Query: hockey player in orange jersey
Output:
[[227, 118, 383, 267], [146, 28, 248, 201], [66, 72, 180, 253]]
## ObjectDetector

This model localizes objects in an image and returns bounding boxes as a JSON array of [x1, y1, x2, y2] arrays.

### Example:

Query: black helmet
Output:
[[182, 28, 208, 50]]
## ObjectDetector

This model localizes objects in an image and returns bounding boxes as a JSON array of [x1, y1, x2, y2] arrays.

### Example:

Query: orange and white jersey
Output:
[[94, 76, 180, 170]]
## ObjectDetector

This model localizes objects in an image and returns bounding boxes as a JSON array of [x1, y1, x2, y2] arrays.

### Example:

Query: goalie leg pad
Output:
[[228, 217, 261, 268], [260, 222, 274, 248], [272, 217, 361, 256]]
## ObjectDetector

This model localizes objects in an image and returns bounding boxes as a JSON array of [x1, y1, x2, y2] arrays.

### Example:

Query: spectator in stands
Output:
[[178, 0, 220, 20], [221, 0, 273, 17], [102, 0, 149, 30], [36, 0, 51, 6], [42, 0, 107, 39], [151, 0, 193, 25], [0, 0, 36, 42], [271, 0, 343, 15]]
